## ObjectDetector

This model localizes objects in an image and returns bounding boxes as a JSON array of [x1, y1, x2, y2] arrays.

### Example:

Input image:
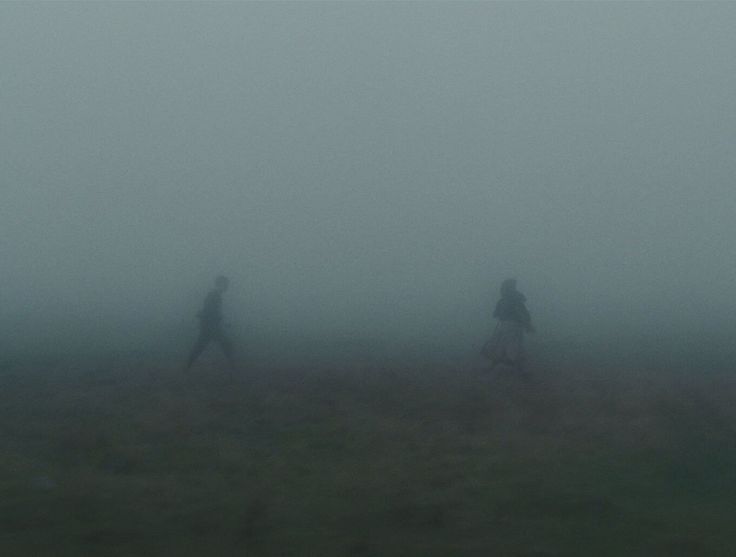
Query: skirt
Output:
[[481, 320, 525, 365]]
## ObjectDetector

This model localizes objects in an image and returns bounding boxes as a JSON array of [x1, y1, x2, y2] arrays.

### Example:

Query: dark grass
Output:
[[0, 352, 735, 556]]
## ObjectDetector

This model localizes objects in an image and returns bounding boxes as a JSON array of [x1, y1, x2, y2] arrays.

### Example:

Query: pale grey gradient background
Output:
[[2, 2, 735, 357]]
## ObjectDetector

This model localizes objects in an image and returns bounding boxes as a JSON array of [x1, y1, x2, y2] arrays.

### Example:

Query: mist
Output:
[[6, 5, 736, 556], [3, 2, 736, 360]]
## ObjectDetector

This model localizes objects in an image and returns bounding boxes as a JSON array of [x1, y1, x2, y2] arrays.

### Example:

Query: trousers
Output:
[[186, 325, 234, 368]]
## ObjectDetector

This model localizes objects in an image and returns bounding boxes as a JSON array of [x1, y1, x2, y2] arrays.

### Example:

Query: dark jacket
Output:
[[197, 289, 223, 328], [493, 291, 532, 331]]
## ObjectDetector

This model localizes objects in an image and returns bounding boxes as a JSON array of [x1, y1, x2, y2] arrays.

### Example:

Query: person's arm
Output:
[[520, 305, 534, 333], [492, 299, 503, 319]]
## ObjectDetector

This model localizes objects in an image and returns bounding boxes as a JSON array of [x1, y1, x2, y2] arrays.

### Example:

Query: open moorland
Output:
[[1, 343, 735, 556]]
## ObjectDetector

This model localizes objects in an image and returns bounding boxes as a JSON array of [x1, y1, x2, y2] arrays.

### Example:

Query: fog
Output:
[[2, 2, 736, 359]]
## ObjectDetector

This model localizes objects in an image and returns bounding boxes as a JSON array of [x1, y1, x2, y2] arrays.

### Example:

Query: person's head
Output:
[[500, 278, 517, 297], [215, 275, 230, 292]]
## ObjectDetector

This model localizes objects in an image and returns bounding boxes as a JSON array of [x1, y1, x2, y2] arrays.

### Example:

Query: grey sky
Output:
[[2, 2, 735, 350]]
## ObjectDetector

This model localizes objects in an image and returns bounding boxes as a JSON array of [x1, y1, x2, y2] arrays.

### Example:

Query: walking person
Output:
[[481, 278, 534, 374], [186, 275, 236, 371]]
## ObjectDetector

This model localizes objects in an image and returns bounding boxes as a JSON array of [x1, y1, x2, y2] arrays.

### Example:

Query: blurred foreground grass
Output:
[[0, 355, 734, 556]]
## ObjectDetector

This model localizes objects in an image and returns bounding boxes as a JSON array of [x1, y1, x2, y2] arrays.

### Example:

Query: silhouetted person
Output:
[[482, 278, 534, 374], [186, 275, 236, 371]]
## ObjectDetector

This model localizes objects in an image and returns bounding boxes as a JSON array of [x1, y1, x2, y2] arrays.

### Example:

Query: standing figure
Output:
[[482, 278, 534, 373], [186, 275, 236, 370]]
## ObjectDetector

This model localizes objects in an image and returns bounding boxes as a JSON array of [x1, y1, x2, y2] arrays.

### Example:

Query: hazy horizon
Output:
[[3, 2, 736, 356]]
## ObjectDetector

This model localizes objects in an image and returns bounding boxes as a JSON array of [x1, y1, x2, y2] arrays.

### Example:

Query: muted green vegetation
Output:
[[0, 354, 734, 556]]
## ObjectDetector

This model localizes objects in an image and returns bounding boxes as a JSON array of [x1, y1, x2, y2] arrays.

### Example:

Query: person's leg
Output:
[[513, 333, 530, 379], [504, 325, 521, 371], [186, 332, 211, 369], [488, 354, 502, 372], [214, 332, 237, 371]]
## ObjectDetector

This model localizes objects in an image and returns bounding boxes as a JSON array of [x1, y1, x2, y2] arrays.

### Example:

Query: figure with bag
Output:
[[481, 278, 534, 374]]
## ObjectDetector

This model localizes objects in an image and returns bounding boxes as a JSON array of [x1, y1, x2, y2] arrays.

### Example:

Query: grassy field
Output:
[[0, 350, 735, 556]]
